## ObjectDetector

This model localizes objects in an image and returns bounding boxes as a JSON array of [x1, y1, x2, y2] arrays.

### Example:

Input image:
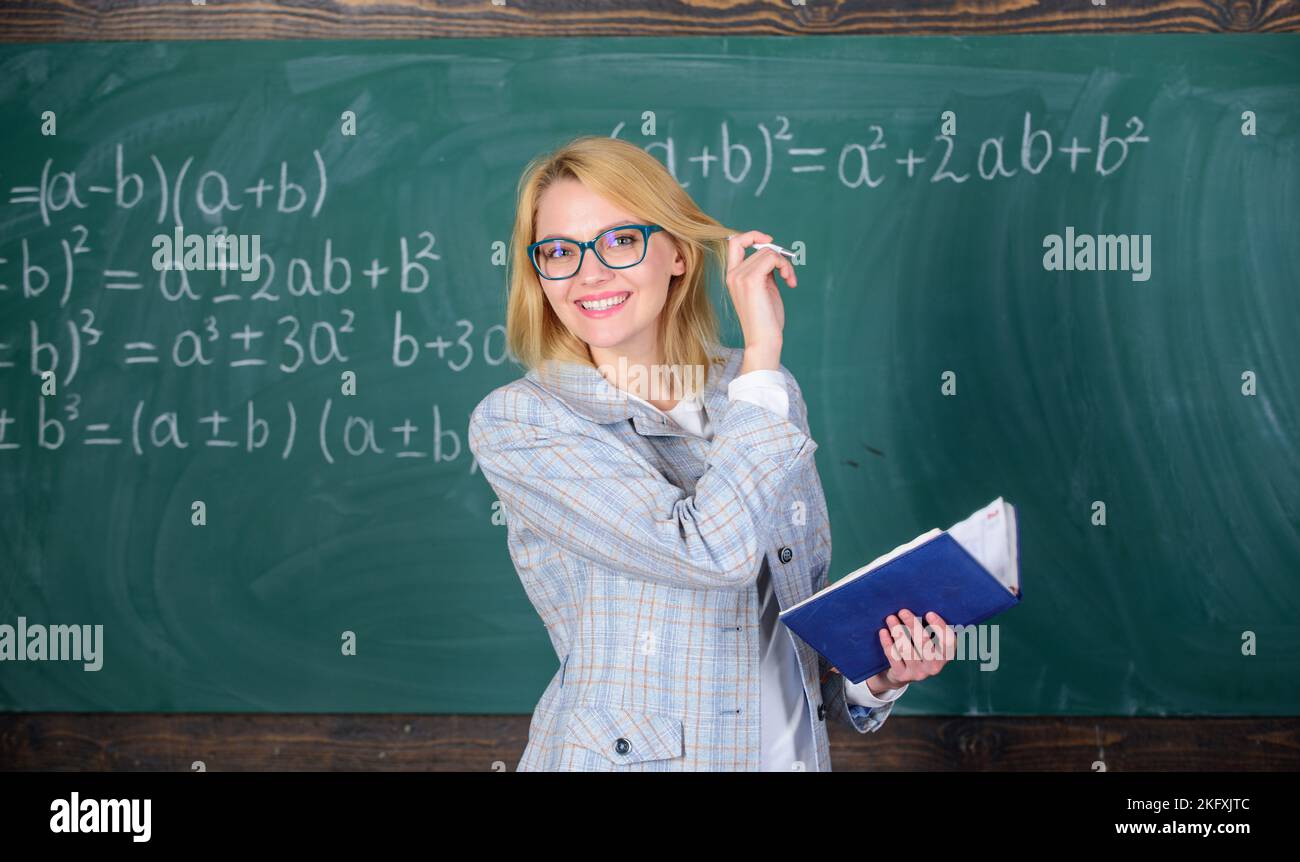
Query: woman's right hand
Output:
[[724, 230, 797, 373]]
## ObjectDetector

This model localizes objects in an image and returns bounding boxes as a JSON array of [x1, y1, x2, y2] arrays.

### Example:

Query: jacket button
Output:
[[614, 737, 631, 755], [817, 703, 826, 721], [778, 546, 793, 564]]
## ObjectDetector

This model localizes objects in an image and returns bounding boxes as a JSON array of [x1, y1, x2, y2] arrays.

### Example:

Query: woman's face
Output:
[[532, 178, 685, 358]]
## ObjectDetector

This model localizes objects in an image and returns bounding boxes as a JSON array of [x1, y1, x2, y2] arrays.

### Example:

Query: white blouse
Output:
[[623, 368, 907, 771]]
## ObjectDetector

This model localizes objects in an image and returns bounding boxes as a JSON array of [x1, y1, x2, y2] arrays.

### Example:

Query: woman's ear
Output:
[[671, 243, 687, 279]]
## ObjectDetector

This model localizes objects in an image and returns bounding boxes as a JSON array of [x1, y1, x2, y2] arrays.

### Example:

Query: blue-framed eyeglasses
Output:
[[528, 224, 664, 280]]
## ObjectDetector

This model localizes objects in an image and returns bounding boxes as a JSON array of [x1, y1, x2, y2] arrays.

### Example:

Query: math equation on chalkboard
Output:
[[0, 110, 1148, 464]]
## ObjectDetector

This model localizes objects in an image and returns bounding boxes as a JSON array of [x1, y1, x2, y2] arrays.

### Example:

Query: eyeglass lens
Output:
[[534, 227, 648, 278]]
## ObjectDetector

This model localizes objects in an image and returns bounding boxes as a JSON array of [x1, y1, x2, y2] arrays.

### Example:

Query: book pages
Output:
[[946, 496, 1019, 594]]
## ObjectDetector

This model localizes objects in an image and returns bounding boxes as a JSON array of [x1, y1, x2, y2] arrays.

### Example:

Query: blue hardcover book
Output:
[[779, 497, 1022, 685]]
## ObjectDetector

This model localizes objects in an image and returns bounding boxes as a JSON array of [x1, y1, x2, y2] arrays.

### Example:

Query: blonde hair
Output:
[[504, 135, 737, 391]]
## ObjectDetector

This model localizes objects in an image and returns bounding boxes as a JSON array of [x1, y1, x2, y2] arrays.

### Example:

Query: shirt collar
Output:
[[525, 348, 740, 436]]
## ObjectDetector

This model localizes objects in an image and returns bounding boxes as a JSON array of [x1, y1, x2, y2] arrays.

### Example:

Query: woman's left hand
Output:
[[864, 609, 955, 696]]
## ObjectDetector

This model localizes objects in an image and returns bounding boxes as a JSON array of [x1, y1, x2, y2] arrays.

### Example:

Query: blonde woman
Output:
[[469, 136, 953, 771]]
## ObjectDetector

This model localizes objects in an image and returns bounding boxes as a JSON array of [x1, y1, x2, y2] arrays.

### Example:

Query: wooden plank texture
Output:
[[3, 713, 1297, 770], [0, 0, 1297, 42]]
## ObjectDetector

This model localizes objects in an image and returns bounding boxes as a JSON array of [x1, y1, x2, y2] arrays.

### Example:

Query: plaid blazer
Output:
[[468, 345, 899, 771]]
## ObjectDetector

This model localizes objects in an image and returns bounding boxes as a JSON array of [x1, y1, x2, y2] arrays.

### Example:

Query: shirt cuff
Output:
[[843, 677, 909, 708], [727, 369, 789, 420]]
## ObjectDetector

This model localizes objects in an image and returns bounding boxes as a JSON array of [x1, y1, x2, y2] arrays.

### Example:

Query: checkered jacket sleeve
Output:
[[467, 377, 819, 592]]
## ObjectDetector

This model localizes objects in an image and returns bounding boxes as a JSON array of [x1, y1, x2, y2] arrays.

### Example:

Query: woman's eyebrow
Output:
[[535, 219, 636, 242]]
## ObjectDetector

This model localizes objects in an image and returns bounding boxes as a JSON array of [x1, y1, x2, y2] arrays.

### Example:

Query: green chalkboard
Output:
[[1, 36, 1297, 716]]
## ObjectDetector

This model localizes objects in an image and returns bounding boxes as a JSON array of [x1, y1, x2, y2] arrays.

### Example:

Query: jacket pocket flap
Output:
[[565, 706, 683, 764]]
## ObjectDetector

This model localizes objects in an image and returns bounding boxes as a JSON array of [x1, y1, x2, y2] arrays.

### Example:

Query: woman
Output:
[[468, 136, 954, 771]]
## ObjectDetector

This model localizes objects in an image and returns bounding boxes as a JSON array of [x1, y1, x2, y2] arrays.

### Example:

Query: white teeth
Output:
[[578, 293, 629, 311]]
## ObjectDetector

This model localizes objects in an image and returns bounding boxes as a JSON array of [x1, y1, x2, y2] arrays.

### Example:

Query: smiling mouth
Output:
[[576, 292, 631, 311]]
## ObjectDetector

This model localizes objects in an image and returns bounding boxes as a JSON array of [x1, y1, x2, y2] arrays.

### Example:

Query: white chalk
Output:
[[751, 242, 797, 259], [724, 234, 796, 258]]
